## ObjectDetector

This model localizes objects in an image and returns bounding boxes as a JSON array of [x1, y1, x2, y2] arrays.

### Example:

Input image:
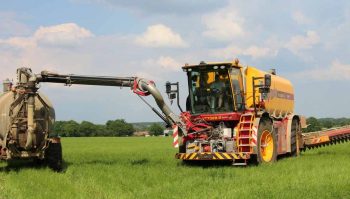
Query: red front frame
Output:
[[180, 111, 242, 145], [191, 112, 242, 122]]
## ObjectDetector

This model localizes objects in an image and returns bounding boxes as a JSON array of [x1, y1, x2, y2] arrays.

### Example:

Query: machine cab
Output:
[[183, 62, 245, 115]]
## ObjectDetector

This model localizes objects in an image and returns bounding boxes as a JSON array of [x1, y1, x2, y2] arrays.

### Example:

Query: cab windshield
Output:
[[187, 67, 243, 114]]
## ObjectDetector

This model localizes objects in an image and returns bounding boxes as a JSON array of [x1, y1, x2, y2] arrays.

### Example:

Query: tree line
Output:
[[53, 119, 165, 137], [52, 117, 350, 137], [305, 117, 350, 132]]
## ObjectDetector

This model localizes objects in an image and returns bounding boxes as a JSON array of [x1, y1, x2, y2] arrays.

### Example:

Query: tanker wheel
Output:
[[257, 119, 277, 163], [290, 118, 300, 157], [178, 136, 186, 153], [45, 141, 63, 172]]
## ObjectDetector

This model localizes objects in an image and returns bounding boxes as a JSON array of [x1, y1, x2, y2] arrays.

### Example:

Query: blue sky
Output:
[[1, 0, 350, 123]]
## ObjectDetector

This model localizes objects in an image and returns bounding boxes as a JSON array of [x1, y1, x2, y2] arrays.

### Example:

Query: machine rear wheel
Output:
[[290, 118, 300, 157], [257, 119, 277, 163], [45, 141, 63, 172]]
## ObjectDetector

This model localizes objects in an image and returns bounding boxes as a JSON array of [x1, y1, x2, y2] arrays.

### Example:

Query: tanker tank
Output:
[[0, 82, 55, 155], [244, 66, 294, 118]]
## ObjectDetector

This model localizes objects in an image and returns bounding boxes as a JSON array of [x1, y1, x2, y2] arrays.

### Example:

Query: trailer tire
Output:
[[290, 118, 300, 157], [45, 141, 63, 172], [179, 137, 186, 153], [257, 119, 277, 163]]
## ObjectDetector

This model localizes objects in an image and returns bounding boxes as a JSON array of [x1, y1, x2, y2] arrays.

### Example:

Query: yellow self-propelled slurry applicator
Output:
[[173, 59, 350, 165]]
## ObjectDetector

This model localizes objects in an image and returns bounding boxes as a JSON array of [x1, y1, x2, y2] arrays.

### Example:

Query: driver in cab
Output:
[[209, 71, 229, 112]]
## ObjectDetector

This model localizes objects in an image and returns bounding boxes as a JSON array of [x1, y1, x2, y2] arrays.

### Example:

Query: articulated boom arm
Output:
[[38, 71, 136, 87], [17, 68, 188, 136], [37, 71, 148, 95]]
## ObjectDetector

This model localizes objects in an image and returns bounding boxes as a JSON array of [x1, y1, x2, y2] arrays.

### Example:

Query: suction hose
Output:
[[136, 78, 187, 136]]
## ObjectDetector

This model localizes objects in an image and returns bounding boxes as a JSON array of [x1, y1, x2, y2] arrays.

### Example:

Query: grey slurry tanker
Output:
[[0, 69, 58, 170]]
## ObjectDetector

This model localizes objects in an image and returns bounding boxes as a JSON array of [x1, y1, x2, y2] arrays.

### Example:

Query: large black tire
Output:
[[45, 142, 63, 172], [290, 118, 300, 157], [257, 119, 277, 164]]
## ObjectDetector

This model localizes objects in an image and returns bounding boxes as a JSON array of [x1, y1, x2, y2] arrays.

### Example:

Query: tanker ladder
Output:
[[300, 125, 350, 151]]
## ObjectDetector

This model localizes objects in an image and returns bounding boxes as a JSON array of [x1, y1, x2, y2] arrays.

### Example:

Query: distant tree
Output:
[[52, 121, 65, 136], [322, 120, 333, 129], [106, 119, 134, 136], [53, 117, 350, 137], [59, 120, 80, 137], [336, 118, 350, 126], [95, 124, 108, 137], [148, 123, 165, 136], [79, 121, 97, 137], [306, 117, 322, 132]]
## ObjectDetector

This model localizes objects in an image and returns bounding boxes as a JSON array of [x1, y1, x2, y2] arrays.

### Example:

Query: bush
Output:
[[148, 123, 165, 136]]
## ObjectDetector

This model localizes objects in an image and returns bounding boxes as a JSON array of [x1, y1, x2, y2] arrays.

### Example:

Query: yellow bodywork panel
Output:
[[244, 66, 294, 117]]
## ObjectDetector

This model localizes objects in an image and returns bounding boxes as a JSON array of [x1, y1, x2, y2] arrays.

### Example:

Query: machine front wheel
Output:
[[257, 119, 277, 163]]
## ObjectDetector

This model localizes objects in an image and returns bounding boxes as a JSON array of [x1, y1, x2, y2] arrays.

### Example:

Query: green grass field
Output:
[[0, 137, 349, 199]]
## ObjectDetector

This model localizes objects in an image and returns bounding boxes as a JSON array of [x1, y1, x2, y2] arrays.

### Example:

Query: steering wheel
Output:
[[210, 88, 221, 94]]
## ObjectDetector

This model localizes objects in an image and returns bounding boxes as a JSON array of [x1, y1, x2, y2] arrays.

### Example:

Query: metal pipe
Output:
[[23, 72, 37, 150], [138, 78, 173, 121], [137, 95, 171, 126], [37, 72, 135, 87], [25, 94, 35, 149], [137, 78, 187, 135], [175, 83, 184, 113]]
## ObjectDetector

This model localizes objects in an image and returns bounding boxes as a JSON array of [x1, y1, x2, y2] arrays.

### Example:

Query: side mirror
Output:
[[264, 74, 271, 87], [164, 81, 184, 112], [165, 81, 176, 100], [169, 93, 177, 100], [252, 74, 271, 114], [165, 81, 172, 95]]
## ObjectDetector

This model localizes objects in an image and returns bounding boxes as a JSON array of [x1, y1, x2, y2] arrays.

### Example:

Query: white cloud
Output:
[[0, 23, 185, 84], [0, 23, 94, 49], [135, 24, 188, 48], [292, 60, 350, 81], [243, 46, 277, 59], [207, 30, 320, 60], [210, 45, 277, 59], [78, 0, 223, 15], [1, 36, 36, 48], [292, 11, 313, 25], [0, 12, 31, 37], [133, 56, 182, 80], [0, 23, 97, 80], [285, 31, 320, 54], [156, 56, 182, 71], [34, 23, 94, 47], [324, 12, 350, 51], [202, 6, 244, 41]]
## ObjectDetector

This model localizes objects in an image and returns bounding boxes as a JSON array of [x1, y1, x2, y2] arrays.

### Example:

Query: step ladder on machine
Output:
[[234, 113, 256, 166]]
